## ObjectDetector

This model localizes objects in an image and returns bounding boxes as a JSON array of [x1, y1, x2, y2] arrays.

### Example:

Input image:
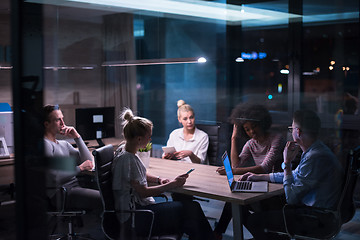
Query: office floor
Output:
[[199, 198, 360, 240], [0, 195, 360, 240]]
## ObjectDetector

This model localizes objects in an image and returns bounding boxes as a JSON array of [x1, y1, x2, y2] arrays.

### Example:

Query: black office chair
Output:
[[196, 122, 231, 166], [271, 146, 360, 240], [48, 187, 93, 240], [93, 144, 181, 240]]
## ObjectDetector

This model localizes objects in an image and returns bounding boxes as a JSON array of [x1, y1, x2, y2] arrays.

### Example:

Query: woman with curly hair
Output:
[[214, 103, 286, 239], [217, 103, 284, 175]]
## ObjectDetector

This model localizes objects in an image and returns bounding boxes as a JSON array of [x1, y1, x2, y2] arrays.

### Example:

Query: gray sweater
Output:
[[44, 137, 92, 198]]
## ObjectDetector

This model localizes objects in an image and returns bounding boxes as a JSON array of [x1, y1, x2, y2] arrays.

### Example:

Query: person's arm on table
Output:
[[173, 150, 201, 164], [240, 172, 271, 182], [146, 173, 170, 185], [232, 165, 266, 175], [132, 173, 189, 198], [170, 131, 209, 164]]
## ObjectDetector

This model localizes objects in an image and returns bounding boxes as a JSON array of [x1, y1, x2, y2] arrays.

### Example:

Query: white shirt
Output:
[[112, 149, 155, 223], [166, 127, 209, 164]]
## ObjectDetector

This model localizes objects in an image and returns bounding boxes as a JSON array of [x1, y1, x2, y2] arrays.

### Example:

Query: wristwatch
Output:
[[281, 162, 292, 170]]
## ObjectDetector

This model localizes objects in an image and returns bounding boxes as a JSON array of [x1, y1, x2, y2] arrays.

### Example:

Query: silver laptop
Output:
[[222, 151, 268, 193]]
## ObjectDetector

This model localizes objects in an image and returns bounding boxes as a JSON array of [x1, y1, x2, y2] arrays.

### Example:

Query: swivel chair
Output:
[[196, 122, 231, 166], [93, 144, 181, 240], [48, 187, 94, 240], [271, 146, 360, 240]]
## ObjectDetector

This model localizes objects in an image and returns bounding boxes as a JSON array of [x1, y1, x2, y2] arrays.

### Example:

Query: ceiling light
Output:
[[28, 0, 299, 24], [102, 57, 206, 67], [197, 57, 207, 63]]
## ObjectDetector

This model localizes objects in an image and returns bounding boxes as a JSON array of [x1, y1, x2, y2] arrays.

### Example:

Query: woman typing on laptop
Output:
[[214, 103, 286, 240]]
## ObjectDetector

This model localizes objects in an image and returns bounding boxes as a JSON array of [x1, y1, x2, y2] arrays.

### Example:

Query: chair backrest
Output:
[[93, 144, 180, 240], [92, 144, 119, 239], [196, 122, 231, 166], [338, 146, 360, 224]]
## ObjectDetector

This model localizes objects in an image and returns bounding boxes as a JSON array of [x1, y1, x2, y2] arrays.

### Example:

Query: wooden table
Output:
[[87, 137, 123, 150], [148, 158, 284, 240]]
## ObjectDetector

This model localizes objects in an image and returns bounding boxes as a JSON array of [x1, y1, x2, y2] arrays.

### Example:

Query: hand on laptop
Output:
[[239, 172, 270, 182]]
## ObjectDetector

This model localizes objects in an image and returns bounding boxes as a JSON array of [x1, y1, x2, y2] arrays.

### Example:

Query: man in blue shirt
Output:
[[241, 110, 344, 239]]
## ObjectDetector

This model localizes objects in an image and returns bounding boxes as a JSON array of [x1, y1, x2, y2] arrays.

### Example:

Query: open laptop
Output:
[[222, 151, 268, 193]]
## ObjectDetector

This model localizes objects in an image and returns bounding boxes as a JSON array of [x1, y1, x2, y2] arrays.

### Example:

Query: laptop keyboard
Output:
[[234, 181, 252, 190]]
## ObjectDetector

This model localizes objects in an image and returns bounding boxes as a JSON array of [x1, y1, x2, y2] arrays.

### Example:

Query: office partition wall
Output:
[[2, 0, 359, 238]]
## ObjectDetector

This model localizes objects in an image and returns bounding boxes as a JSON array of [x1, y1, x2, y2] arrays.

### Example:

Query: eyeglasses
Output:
[[288, 127, 294, 133]]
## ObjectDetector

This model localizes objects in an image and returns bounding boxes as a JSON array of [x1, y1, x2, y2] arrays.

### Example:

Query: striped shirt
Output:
[[237, 133, 285, 173]]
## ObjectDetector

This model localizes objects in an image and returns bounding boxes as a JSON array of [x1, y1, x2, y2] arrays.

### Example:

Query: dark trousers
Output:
[[214, 195, 286, 235], [48, 183, 102, 235], [136, 201, 215, 240], [49, 182, 102, 219], [246, 209, 289, 240], [246, 205, 339, 240]]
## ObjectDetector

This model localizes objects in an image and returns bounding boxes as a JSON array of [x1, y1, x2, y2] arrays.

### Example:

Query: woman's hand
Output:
[[163, 153, 174, 159], [79, 160, 93, 171], [170, 174, 188, 188], [60, 125, 80, 139], [158, 177, 170, 184], [173, 150, 192, 159], [216, 166, 226, 175], [231, 123, 240, 139]]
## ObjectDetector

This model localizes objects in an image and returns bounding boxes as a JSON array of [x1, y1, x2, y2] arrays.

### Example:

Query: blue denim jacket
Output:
[[270, 140, 344, 209]]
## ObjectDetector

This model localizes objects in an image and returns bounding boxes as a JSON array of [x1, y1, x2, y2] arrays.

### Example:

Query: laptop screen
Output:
[[222, 152, 234, 188]]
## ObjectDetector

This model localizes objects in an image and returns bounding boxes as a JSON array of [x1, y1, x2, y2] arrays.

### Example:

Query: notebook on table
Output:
[[222, 151, 268, 193]]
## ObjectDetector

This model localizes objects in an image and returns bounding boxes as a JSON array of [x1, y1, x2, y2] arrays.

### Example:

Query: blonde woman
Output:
[[163, 100, 209, 164], [112, 108, 215, 239]]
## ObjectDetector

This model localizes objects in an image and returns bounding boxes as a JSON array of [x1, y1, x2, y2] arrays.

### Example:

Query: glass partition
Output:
[[30, 0, 358, 146], [6, 0, 360, 237]]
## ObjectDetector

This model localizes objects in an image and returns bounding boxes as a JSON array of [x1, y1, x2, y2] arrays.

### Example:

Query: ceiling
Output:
[[1, 1, 359, 28]]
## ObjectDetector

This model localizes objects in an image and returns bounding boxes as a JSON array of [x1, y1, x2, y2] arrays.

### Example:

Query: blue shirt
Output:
[[270, 140, 344, 209]]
